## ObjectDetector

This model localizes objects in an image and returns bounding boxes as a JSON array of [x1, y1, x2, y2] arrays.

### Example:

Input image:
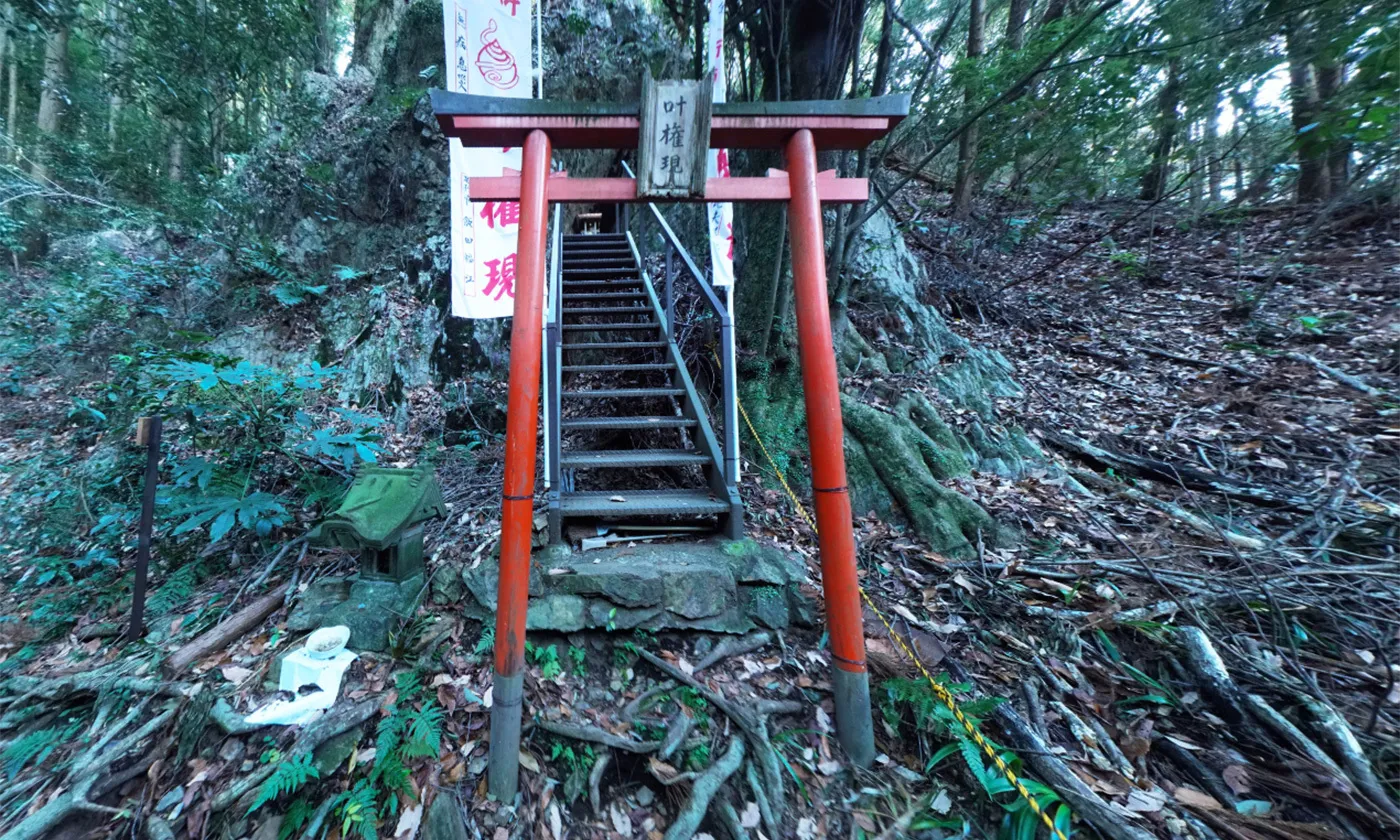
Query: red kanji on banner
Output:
[[726, 222, 734, 260], [479, 201, 521, 229], [499, 0, 520, 16], [716, 148, 731, 178], [483, 253, 516, 300]]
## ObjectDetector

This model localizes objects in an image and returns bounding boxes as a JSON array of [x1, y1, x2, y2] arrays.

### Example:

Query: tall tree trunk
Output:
[[351, 0, 409, 75], [1139, 57, 1181, 201], [1205, 96, 1222, 203], [313, 0, 337, 74], [1285, 13, 1327, 203], [6, 30, 15, 161], [870, 0, 894, 98], [0, 3, 11, 157], [950, 0, 984, 219], [1187, 123, 1203, 208], [693, 0, 705, 80], [167, 120, 185, 183], [33, 19, 70, 181], [1314, 60, 1349, 197], [1006, 0, 1029, 49]]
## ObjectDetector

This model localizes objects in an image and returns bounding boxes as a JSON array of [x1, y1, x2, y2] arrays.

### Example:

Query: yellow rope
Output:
[[727, 362, 1069, 840]]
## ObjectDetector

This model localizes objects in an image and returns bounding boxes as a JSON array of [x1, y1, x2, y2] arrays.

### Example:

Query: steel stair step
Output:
[[564, 234, 626, 241], [561, 341, 668, 351], [562, 306, 653, 316], [563, 267, 639, 276], [562, 416, 695, 430], [561, 450, 710, 468], [559, 489, 728, 516], [562, 387, 685, 398], [561, 291, 649, 300], [563, 258, 637, 267], [563, 363, 674, 372], [561, 323, 658, 331], [562, 280, 643, 289]]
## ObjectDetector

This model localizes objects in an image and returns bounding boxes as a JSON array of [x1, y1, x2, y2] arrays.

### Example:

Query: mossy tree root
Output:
[[841, 393, 994, 557]]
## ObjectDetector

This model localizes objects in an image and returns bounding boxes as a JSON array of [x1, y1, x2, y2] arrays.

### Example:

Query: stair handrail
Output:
[[545, 202, 563, 498], [619, 164, 739, 490]]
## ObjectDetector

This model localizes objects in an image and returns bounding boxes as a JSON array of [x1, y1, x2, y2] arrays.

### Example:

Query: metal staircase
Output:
[[543, 205, 742, 543]]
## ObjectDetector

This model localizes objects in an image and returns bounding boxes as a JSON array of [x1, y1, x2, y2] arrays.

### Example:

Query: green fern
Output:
[[2, 726, 68, 778], [401, 703, 444, 759], [247, 753, 319, 815], [333, 780, 379, 840], [278, 798, 315, 840], [148, 562, 201, 616]]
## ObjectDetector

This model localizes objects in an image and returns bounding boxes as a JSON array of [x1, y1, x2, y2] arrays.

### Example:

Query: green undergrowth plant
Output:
[[881, 676, 1072, 839], [273, 670, 445, 840]]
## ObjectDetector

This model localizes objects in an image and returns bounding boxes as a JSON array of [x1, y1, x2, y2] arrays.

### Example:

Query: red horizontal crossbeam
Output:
[[467, 175, 867, 203], [441, 115, 895, 151]]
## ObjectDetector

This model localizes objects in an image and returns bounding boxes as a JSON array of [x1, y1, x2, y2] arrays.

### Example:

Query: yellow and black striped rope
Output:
[[725, 366, 1069, 840]]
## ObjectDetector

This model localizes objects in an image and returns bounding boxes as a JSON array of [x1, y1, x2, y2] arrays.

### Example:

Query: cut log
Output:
[[163, 584, 289, 675]]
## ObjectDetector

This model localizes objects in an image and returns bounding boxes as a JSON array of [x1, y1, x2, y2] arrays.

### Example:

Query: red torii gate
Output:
[[431, 89, 909, 800]]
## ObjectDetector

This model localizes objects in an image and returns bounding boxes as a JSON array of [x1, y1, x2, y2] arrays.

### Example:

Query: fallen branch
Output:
[[534, 719, 662, 754], [694, 632, 772, 674], [1072, 468, 1268, 551], [1286, 352, 1384, 397], [662, 736, 745, 840], [164, 584, 290, 675], [1044, 432, 1289, 508], [1178, 627, 1248, 725], [995, 705, 1157, 840], [1303, 697, 1400, 824], [1243, 693, 1345, 779], [1139, 345, 1259, 381]]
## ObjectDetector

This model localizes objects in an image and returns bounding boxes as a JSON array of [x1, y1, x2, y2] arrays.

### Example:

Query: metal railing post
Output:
[[546, 204, 562, 543], [664, 245, 675, 339]]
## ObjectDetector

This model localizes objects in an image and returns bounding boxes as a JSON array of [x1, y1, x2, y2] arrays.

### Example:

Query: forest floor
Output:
[[0, 197, 1397, 840]]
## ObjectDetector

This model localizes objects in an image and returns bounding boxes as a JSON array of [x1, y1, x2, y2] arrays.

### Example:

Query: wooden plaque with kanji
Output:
[[637, 72, 712, 199]]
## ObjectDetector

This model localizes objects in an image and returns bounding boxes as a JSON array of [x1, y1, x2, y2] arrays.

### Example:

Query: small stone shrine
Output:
[[291, 466, 447, 650]]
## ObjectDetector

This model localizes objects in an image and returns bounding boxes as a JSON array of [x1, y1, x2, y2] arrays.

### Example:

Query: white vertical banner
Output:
[[705, 0, 735, 288], [444, 0, 535, 319]]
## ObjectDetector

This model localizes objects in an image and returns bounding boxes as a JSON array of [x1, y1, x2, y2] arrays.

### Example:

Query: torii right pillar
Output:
[[785, 128, 876, 766]]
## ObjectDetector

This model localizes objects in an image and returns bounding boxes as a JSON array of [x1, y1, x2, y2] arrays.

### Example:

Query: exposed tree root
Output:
[[842, 392, 995, 557], [0, 700, 177, 840], [661, 736, 745, 840]]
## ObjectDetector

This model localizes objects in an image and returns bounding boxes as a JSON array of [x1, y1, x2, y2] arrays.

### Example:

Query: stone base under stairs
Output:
[[447, 539, 817, 634]]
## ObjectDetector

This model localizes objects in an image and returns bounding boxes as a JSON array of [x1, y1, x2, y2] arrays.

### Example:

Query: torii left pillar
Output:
[[488, 128, 551, 802]]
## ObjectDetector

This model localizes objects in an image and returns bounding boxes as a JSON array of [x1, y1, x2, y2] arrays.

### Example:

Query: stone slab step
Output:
[[561, 387, 685, 398], [562, 416, 695, 430], [559, 489, 728, 516], [560, 449, 710, 468]]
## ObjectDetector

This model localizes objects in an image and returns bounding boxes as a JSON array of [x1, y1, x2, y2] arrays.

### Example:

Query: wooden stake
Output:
[[127, 416, 162, 642]]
